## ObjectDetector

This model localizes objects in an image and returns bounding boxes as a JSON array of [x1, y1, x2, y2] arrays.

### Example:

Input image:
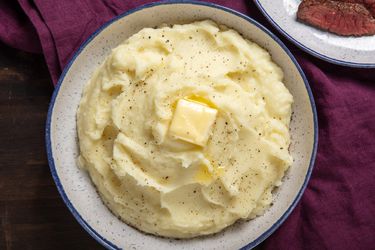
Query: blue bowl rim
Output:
[[253, 0, 375, 68], [45, 1, 319, 249]]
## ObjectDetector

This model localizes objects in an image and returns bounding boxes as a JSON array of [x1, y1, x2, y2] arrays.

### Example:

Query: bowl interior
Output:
[[47, 2, 317, 249]]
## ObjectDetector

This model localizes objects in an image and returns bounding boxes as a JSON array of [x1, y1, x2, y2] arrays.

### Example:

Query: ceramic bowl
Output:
[[46, 1, 318, 249]]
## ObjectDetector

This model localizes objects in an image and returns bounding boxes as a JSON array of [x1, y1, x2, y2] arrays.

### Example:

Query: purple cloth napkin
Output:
[[1, 0, 374, 249]]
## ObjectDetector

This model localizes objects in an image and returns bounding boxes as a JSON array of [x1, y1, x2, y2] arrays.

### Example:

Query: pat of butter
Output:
[[169, 99, 218, 146]]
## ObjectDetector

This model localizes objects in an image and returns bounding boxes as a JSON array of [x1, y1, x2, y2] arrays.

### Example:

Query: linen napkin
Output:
[[1, 0, 374, 249]]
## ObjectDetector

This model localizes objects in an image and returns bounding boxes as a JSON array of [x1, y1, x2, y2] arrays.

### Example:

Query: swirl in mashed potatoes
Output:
[[77, 20, 293, 238]]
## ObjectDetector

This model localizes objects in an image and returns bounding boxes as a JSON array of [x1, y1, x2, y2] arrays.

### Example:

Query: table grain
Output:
[[0, 42, 103, 250]]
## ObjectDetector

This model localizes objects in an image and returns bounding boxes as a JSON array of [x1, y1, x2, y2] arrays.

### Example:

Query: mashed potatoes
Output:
[[77, 20, 293, 238]]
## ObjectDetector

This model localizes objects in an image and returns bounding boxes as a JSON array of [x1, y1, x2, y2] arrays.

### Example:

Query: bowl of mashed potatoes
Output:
[[46, 1, 318, 249]]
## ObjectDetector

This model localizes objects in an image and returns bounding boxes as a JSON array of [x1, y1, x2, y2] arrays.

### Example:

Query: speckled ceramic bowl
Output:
[[46, 1, 318, 249]]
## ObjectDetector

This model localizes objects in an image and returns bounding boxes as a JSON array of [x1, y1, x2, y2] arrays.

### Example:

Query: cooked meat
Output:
[[297, 0, 375, 36], [337, 0, 375, 16]]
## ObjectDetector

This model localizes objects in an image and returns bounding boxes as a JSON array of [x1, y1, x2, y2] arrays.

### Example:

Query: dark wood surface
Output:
[[0, 42, 103, 250]]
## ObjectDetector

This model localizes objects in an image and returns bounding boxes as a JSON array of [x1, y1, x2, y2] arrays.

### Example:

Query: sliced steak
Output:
[[297, 0, 375, 36], [336, 0, 375, 16]]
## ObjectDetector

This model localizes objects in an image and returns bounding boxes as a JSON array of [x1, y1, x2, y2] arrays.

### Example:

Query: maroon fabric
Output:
[[0, 0, 374, 249], [0, 1, 41, 53]]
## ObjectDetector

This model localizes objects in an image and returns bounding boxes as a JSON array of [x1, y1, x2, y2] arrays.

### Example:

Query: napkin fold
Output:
[[1, 0, 373, 249]]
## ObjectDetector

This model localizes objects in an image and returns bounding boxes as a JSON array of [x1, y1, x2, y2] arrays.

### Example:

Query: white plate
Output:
[[254, 0, 375, 68], [46, 1, 318, 249]]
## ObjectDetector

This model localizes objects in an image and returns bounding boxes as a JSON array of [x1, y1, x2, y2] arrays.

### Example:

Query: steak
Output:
[[337, 0, 375, 16], [297, 0, 375, 36]]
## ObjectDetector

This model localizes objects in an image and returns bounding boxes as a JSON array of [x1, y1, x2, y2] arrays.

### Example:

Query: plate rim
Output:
[[45, 1, 319, 249], [253, 0, 375, 68]]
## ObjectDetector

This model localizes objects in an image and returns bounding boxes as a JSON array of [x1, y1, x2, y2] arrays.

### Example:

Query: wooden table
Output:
[[0, 42, 103, 249]]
